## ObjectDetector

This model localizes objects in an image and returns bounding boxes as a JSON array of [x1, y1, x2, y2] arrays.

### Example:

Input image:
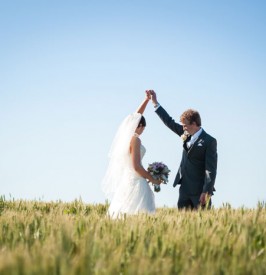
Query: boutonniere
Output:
[[181, 131, 189, 141], [197, 139, 204, 146]]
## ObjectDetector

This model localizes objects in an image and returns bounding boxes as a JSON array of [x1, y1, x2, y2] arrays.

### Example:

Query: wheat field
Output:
[[0, 197, 265, 275]]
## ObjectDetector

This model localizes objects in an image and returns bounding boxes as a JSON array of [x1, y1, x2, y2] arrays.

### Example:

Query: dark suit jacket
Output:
[[156, 106, 217, 195]]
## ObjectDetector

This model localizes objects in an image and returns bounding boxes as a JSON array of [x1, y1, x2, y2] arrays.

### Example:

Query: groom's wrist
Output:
[[153, 102, 160, 110]]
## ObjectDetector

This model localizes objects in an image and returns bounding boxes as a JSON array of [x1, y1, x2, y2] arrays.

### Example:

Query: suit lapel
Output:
[[183, 135, 192, 151], [187, 130, 206, 154]]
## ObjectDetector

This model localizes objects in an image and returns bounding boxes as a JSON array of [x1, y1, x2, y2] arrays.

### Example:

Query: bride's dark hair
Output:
[[138, 116, 146, 128]]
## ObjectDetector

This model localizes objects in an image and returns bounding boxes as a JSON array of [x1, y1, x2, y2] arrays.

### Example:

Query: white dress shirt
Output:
[[187, 128, 203, 148], [154, 103, 161, 111]]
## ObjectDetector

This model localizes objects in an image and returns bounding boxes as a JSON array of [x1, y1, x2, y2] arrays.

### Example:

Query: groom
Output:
[[147, 90, 217, 209]]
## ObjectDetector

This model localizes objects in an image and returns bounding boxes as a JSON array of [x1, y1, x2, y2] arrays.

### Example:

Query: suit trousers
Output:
[[178, 186, 212, 210]]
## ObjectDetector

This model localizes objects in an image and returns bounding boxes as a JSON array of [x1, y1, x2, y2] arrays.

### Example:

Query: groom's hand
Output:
[[199, 192, 210, 206], [147, 90, 159, 106]]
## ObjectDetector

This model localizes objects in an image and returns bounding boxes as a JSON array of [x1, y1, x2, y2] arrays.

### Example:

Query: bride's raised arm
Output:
[[135, 91, 150, 114]]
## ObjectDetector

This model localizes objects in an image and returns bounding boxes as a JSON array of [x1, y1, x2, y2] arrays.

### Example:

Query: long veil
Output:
[[102, 113, 142, 201]]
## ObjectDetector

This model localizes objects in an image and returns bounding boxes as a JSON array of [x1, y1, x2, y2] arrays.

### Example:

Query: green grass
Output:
[[0, 197, 265, 275]]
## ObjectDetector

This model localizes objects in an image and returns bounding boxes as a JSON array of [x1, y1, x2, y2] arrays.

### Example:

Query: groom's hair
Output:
[[138, 116, 146, 127], [180, 109, 201, 126]]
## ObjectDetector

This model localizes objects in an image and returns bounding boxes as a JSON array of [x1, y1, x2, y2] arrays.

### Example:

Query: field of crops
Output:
[[0, 197, 265, 274]]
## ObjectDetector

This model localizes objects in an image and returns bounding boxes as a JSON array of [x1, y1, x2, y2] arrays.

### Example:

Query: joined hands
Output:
[[145, 90, 158, 106]]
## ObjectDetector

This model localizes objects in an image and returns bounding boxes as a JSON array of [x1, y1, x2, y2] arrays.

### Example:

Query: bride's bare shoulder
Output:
[[130, 135, 141, 151]]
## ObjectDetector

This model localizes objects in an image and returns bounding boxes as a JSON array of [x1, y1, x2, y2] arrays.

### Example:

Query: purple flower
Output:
[[147, 162, 171, 192]]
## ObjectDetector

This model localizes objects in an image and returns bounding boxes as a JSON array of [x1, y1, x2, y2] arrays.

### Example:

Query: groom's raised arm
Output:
[[155, 106, 184, 136], [148, 90, 183, 136]]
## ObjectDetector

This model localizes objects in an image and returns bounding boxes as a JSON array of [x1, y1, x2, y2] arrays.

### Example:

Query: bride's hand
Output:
[[145, 90, 151, 100], [152, 178, 162, 185]]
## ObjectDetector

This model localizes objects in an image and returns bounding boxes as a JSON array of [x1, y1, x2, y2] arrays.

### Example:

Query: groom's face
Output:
[[181, 119, 195, 135]]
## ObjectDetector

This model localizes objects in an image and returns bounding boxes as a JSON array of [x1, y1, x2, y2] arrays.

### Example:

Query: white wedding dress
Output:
[[102, 113, 155, 219], [107, 142, 155, 218]]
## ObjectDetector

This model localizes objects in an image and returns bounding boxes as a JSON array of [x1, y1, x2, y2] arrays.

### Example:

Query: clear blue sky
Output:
[[1, 1, 265, 208]]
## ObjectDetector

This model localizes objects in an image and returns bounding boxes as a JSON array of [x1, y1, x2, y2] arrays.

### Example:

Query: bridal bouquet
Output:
[[147, 162, 170, 192]]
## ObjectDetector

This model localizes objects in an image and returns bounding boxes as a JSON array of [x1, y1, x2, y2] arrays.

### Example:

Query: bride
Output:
[[102, 92, 161, 218]]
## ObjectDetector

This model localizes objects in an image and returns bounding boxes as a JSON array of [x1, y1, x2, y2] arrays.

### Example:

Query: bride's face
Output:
[[135, 126, 145, 135]]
